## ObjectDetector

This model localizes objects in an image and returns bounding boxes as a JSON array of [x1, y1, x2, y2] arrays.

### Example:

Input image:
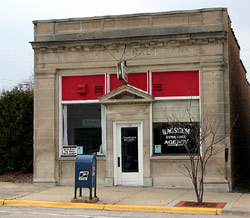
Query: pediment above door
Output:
[[99, 85, 154, 105]]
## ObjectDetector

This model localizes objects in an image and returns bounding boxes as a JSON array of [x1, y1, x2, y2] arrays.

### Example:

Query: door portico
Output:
[[99, 85, 154, 186]]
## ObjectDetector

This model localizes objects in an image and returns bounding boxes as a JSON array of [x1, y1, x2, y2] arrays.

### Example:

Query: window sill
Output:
[[59, 155, 106, 161], [59, 156, 76, 161], [96, 156, 106, 161], [150, 155, 192, 160]]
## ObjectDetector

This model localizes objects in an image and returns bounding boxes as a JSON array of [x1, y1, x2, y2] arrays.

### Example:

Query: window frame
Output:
[[151, 97, 200, 156], [152, 121, 200, 156], [59, 74, 106, 158], [59, 101, 106, 157]]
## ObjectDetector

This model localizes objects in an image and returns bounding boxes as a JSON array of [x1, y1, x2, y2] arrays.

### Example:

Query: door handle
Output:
[[118, 157, 120, 167]]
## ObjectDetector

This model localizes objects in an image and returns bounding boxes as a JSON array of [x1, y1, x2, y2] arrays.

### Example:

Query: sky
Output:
[[0, 0, 249, 91]]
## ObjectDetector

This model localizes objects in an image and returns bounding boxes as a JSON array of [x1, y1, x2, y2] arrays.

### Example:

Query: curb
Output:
[[2, 199, 104, 210], [104, 204, 222, 214], [0, 199, 221, 215]]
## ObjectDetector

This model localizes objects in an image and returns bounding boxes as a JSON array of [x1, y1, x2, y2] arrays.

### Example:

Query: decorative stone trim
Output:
[[32, 35, 226, 53]]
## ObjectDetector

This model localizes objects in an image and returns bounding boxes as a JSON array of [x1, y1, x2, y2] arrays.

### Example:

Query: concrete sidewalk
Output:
[[0, 182, 250, 215]]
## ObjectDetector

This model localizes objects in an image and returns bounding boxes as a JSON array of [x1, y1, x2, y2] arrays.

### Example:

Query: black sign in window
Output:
[[153, 122, 200, 155]]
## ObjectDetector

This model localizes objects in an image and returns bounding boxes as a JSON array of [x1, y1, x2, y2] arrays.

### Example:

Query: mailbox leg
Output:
[[94, 169, 97, 198], [74, 187, 77, 199], [79, 188, 82, 197], [89, 188, 92, 200]]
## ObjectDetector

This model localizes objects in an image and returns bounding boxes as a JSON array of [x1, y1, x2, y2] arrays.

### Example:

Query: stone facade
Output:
[[31, 8, 250, 190]]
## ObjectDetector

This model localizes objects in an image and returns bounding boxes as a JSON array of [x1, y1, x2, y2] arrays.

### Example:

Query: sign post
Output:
[[117, 61, 128, 84]]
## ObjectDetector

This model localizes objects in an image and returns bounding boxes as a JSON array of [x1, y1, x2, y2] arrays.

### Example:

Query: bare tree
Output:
[[183, 113, 228, 205], [161, 102, 231, 205]]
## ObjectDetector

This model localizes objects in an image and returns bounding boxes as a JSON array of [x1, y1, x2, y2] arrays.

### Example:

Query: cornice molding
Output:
[[32, 36, 226, 53], [31, 25, 227, 52]]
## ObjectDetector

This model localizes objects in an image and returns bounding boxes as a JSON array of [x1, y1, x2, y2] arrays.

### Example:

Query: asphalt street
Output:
[[0, 206, 249, 218]]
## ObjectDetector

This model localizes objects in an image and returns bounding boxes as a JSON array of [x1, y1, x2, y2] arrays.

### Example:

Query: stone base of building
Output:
[[104, 178, 114, 187], [143, 177, 153, 186], [104, 177, 153, 187], [203, 179, 230, 192], [33, 178, 57, 186]]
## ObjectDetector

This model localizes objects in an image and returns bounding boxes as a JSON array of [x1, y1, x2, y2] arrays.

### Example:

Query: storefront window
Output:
[[62, 103, 104, 156], [153, 122, 200, 155], [152, 99, 200, 155]]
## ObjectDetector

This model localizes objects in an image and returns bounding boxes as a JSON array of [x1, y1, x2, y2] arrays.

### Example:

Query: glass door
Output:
[[114, 122, 143, 186], [121, 127, 138, 173]]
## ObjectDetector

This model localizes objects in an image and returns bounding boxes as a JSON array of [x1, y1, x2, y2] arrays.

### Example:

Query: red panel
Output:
[[128, 73, 148, 92], [110, 73, 148, 92], [62, 75, 105, 101], [109, 74, 123, 91], [152, 71, 199, 97]]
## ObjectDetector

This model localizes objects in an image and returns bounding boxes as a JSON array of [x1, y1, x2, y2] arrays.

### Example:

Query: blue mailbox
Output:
[[74, 155, 97, 200]]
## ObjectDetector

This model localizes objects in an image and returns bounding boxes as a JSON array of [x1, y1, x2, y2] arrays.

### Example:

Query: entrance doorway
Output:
[[114, 122, 143, 186]]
